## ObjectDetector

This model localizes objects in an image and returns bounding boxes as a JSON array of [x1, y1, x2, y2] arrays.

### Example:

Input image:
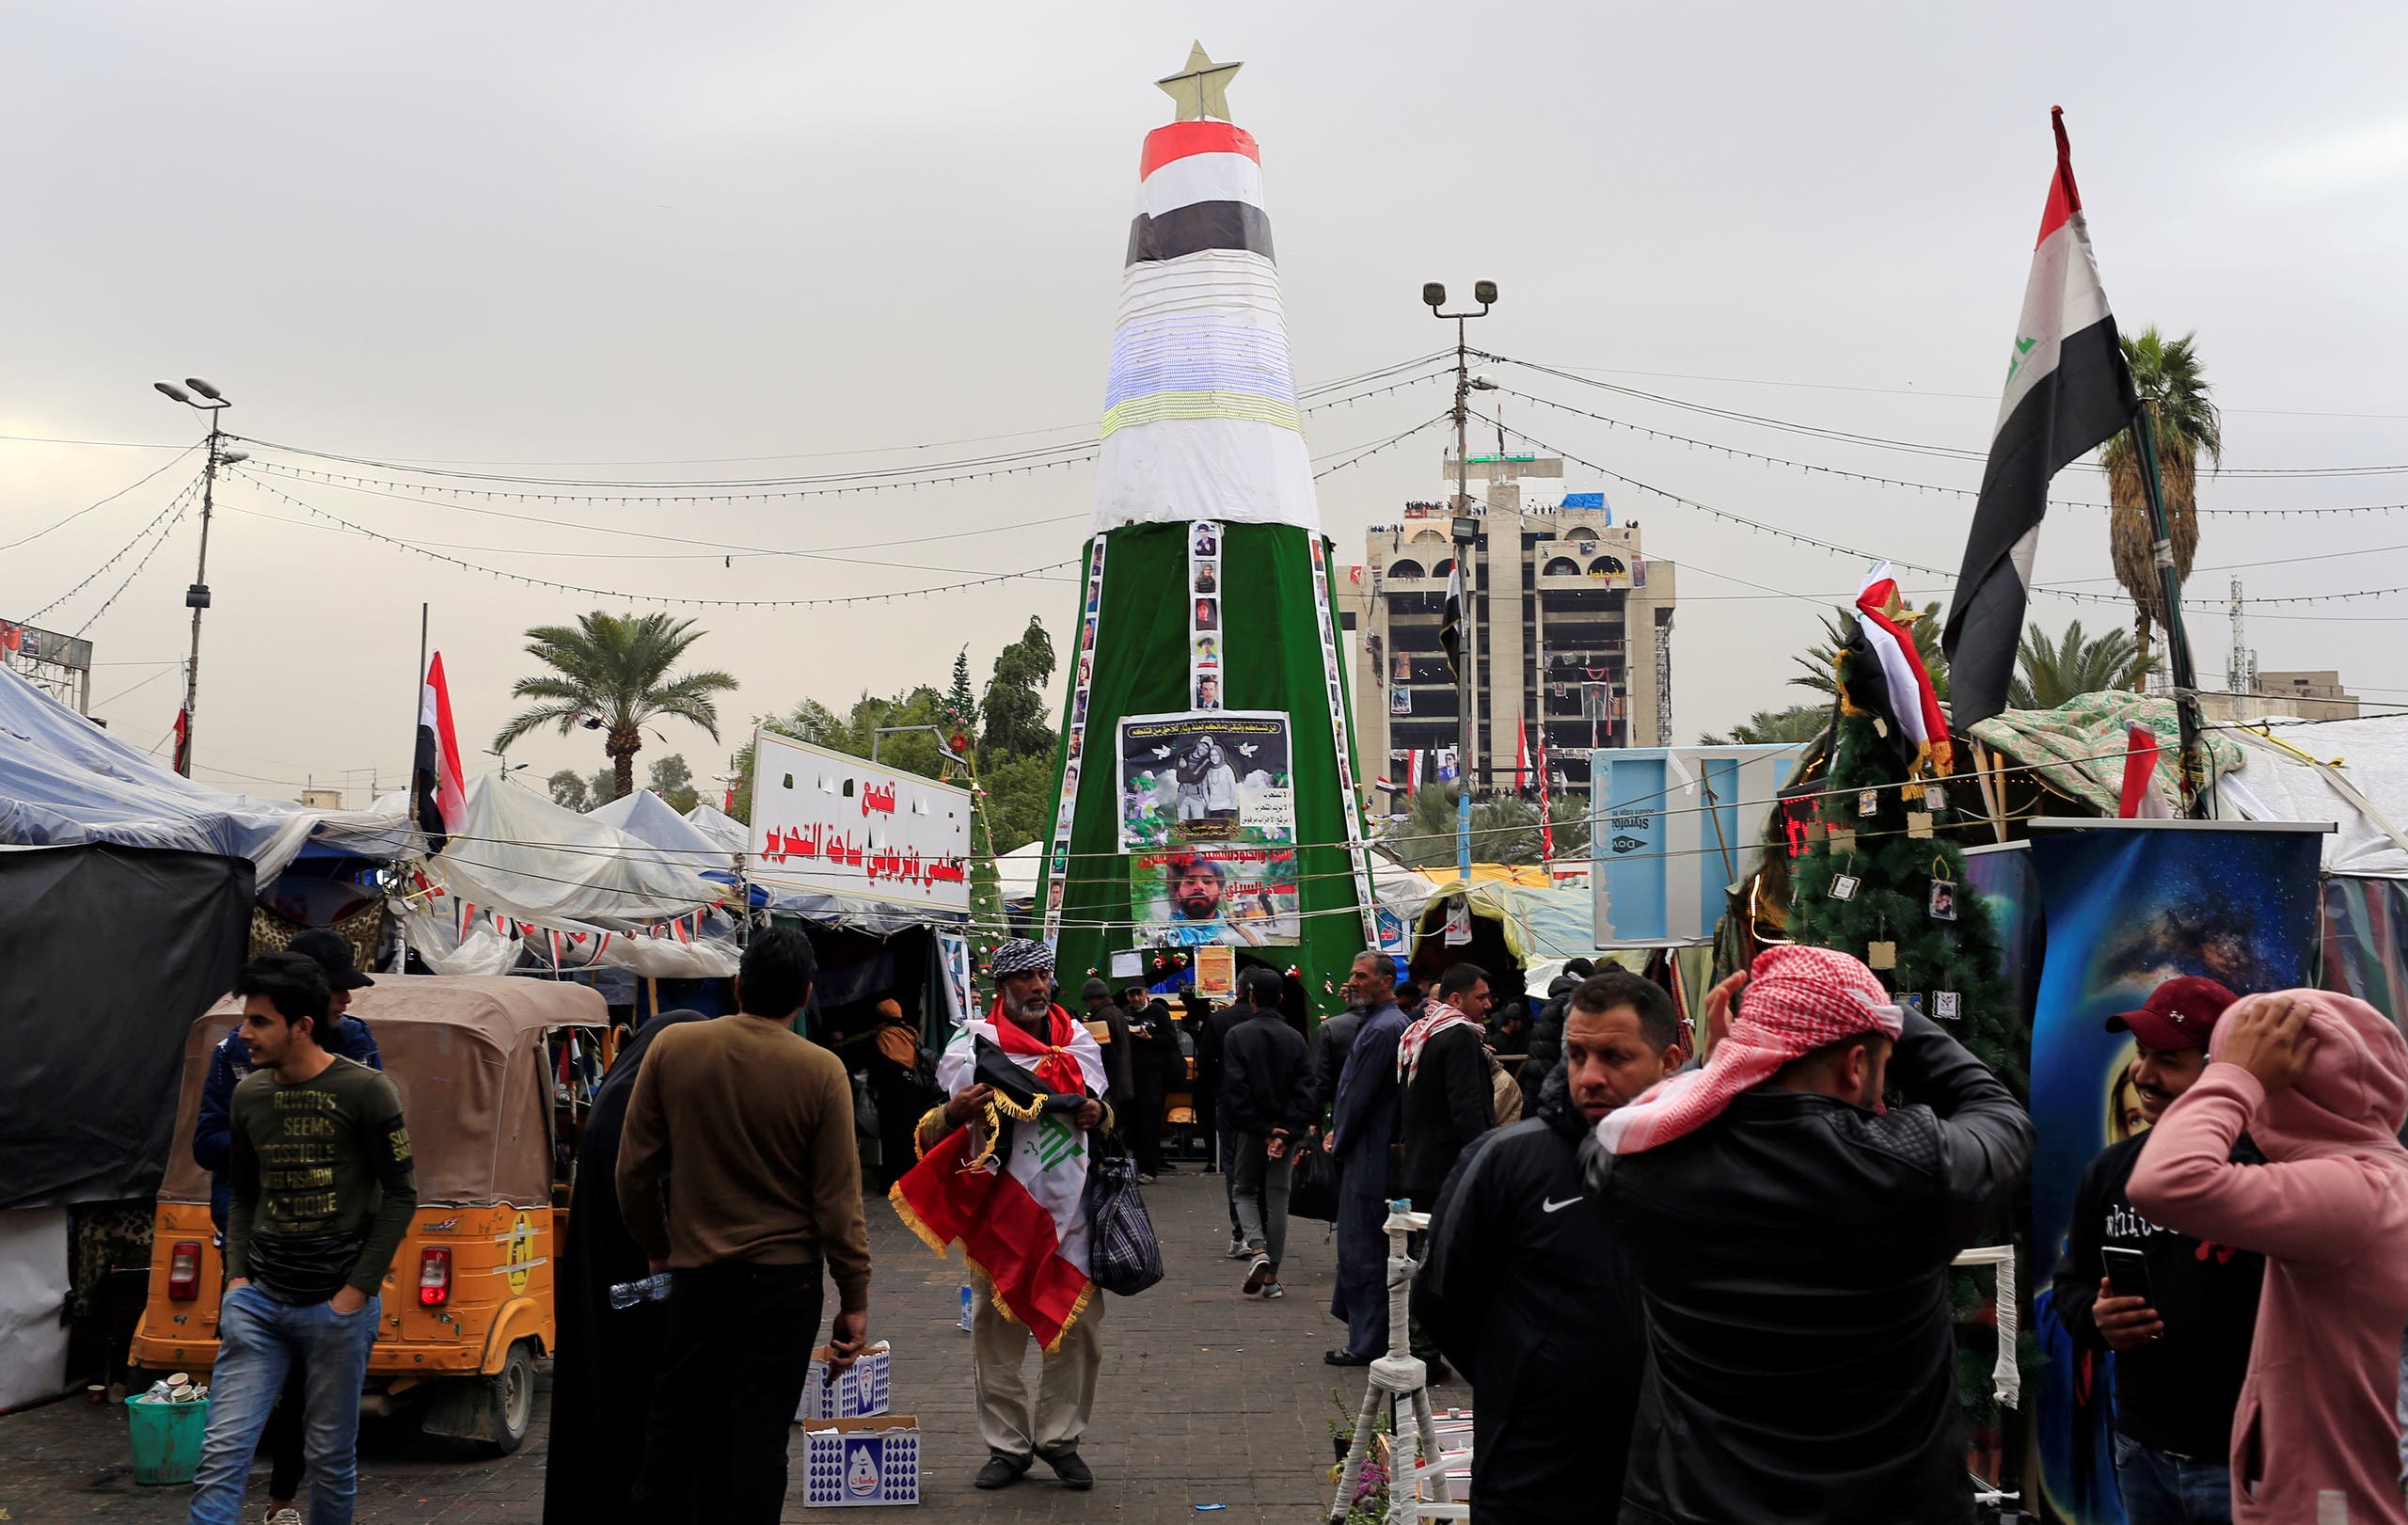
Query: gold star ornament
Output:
[[1157, 41, 1242, 122]]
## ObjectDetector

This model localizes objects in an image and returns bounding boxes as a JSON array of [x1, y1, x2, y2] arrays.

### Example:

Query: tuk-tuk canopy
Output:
[[161, 976, 608, 1210]]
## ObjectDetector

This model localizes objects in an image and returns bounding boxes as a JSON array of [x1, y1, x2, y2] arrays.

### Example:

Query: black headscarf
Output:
[[542, 1009, 708, 1525]]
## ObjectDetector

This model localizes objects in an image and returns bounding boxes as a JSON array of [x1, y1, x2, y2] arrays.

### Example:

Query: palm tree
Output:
[[2104, 327, 2221, 673], [1699, 703, 1830, 747], [494, 612, 738, 801], [2006, 618, 2152, 710]]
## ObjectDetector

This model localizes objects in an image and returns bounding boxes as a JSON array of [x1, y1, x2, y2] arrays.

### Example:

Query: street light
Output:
[[154, 376, 233, 777], [1426, 281, 1498, 882]]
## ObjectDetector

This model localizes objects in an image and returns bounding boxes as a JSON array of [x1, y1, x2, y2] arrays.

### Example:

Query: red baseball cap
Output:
[[2107, 976, 2240, 1051]]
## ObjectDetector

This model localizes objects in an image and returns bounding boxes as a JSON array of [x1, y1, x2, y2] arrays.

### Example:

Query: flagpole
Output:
[[2132, 408, 2212, 818], [411, 602, 428, 825]]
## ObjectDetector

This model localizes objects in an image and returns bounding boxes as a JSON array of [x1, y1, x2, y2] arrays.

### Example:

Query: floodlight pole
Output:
[[1428, 283, 1497, 883], [155, 379, 232, 777]]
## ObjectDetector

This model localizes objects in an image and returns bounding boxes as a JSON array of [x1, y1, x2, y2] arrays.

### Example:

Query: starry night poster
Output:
[[2025, 822, 2323, 1525]]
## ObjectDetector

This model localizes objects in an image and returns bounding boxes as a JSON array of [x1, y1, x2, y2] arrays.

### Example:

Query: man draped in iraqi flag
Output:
[[891, 938, 1116, 1492], [1943, 107, 2139, 730]]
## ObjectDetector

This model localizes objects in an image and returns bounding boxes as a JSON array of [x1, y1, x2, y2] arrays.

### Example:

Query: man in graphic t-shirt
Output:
[[187, 952, 416, 1525]]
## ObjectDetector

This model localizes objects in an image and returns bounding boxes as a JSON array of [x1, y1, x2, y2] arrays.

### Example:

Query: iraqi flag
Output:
[[1856, 564, 1953, 775], [171, 707, 191, 776], [415, 653, 468, 850], [1942, 107, 2138, 730], [1439, 562, 1465, 679], [890, 1003, 1108, 1351]]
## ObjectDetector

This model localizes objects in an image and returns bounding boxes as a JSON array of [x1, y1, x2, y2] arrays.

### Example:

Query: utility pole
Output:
[[153, 378, 243, 777], [1425, 280, 1497, 883]]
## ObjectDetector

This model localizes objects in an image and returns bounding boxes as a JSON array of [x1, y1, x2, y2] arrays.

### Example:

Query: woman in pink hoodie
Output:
[[2129, 989, 2408, 1525]]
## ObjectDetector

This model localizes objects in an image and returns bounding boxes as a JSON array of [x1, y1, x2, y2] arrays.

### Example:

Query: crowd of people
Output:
[[172, 923, 2408, 1525]]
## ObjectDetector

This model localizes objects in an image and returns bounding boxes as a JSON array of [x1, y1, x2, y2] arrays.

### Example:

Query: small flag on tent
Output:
[[415, 653, 469, 850], [1439, 563, 1465, 679], [1943, 107, 2138, 730]]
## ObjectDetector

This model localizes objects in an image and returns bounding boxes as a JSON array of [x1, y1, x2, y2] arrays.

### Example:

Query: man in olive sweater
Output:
[[619, 928, 874, 1524], [188, 953, 416, 1525]]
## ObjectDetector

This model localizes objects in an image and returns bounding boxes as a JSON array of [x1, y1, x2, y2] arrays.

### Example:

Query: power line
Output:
[[0, 447, 200, 554], [23, 471, 207, 624]]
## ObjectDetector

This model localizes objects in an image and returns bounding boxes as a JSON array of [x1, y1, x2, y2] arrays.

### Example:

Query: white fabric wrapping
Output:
[[1092, 418, 1318, 531], [1136, 151, 1265, 215]]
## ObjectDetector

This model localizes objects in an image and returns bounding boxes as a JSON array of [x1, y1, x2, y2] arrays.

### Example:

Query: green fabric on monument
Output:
[[1038, 521, 1370, 1017]]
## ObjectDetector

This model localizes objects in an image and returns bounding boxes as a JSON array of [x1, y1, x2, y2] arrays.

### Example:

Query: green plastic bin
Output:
[[126, 1395, 210, 1485]]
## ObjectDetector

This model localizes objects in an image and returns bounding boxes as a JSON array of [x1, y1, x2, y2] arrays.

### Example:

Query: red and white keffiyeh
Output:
[[1592, 945, 1902, 1155], [1397, 1001, 1480, 1085]]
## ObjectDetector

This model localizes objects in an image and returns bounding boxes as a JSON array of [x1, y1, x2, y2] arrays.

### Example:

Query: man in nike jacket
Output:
[[1416, 971, 1679, 1521]]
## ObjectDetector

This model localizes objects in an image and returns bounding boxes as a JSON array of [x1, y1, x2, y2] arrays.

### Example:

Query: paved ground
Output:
[[0, 1167, 1364, 1523]]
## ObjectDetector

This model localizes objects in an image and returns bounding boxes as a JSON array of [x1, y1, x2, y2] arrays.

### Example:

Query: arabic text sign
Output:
[[748, 729, 972, 913]]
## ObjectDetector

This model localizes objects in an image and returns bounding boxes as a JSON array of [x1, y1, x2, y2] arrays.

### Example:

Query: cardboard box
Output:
[[796, 1342, 892, 1422], [800, 1416, 920, 1508]]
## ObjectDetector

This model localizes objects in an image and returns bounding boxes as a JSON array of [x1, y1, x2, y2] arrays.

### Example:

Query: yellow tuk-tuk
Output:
[[130, 976, 608, 1454]]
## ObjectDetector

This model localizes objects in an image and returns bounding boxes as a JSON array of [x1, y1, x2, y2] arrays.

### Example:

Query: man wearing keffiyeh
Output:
[[892, 938, 1116, 1495], [1578, 944, 2034, 1525]]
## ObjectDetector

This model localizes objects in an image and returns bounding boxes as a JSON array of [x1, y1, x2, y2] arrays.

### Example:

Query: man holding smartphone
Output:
[[2049, 976, 2264, 1524]]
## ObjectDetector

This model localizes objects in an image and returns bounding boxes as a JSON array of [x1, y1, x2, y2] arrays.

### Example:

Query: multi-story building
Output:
[[1339, 453, 1677, 801]]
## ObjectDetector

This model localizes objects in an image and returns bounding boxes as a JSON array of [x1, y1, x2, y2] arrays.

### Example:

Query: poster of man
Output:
[[1117, 711, 1293, 850], [1131, 847, 1300, 947]]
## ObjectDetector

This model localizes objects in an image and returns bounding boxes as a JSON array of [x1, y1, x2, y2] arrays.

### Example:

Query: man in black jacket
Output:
[[1396, 963, 1497, 1210], [1309, 1001, 1364, 1125], [1416, 970, 1682, 1522], [1581, 944, 2034, 1525], [1194, 990, 1255, 1255], [1220, 968, 1316, 1299], [1326, 952, 1405, 1366], [2049, 977, 2259, 1525], [1123, 995, 1181, 1180], [1517, 973, 1584, 1117]]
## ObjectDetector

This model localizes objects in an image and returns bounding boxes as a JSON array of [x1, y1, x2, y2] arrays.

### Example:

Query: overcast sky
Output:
[[8, 1, 2408, 805]]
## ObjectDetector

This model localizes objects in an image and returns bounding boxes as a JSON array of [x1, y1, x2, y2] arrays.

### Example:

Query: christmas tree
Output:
[[1778, 578, 2020, 1423]]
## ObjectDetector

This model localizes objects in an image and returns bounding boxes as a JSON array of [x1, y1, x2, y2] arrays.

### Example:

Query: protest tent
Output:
[[400, 774, 737, 979]]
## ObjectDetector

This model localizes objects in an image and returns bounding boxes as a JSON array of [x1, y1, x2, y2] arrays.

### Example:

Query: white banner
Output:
[[750, 731, 973, 914]]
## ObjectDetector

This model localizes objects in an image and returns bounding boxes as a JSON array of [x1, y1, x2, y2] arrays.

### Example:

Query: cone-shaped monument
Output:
[[1030, 45, 1379, 1006]]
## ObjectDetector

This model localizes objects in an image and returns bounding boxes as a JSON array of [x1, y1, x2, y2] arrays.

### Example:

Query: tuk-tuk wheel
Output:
[[470, 1341, 537, 1457]]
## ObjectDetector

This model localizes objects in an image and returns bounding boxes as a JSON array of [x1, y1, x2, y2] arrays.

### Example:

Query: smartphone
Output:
[[2101, 1246, 2152, 1301]]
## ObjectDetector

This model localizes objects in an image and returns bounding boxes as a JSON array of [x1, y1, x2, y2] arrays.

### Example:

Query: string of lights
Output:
[[1312, 412, 1451, 478], [1481, 351, 2408, 480], [0, 447, 200, 554], [229, 474, 1081, 610], [72, 488, 200, 636], [1469, 412, 2408, 615], [24, 471, 206, 624]]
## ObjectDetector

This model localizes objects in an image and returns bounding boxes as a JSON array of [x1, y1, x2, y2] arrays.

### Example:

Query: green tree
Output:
[[979, 617, 1056, 761], [646, 754, 701, 813], [547, 770, 591, 811], [494, 612, 737, 802], [587, 767, 615, 809], [943, 647, 979, 735], [978, 753, 1056, 855], [2007, 619, 2151, 710], [1700, 703, 1830, 747], [2105, 328, 2220, 674]]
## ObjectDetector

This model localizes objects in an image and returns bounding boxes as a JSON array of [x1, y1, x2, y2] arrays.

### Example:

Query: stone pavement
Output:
[[0, 1167, 1365, 1523]]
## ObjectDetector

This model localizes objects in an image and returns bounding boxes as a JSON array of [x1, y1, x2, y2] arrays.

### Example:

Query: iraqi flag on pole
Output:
[[415, 653, 468, 850], [891, 1004, 1108, 1351], [1856, 563, 1954, 775], [1942, 107, 2138, 730]]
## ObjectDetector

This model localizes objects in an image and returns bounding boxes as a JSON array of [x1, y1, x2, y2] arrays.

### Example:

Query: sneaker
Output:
[[1243, 1254, 1273, 1295], [1038, 1445, 1094, 1491], [1226, 1239, 1252, 1261], [1262, 1280, 1285, 1299], [267, 1512, 303, 1525], [1137, 1173, 1157, 1184], [974, 1452, 1031, 1490]]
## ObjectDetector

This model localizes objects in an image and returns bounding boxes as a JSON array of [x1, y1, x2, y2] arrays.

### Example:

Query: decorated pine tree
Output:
[[1780, 571, 2021, 1424], [944, 648, 979, 737]]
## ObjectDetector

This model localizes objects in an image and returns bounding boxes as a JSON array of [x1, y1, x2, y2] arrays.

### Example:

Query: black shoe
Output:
[[974, 1452, 1031, 1490], [1324, 1348, 1373, 1367], [1155, 1161, 1180, 1173], [1038, 1446, 1094, 1490]]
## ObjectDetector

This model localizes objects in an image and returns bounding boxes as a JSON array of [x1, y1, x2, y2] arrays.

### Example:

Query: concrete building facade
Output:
[[1338, 453, 1676, 802]]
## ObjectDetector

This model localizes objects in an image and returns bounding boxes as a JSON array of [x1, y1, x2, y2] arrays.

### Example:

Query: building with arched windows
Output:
[[1338, 453, 1678, 804]]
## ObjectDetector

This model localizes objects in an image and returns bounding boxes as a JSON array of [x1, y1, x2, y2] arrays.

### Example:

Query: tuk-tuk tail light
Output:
[[167, 1242, 201, 1301], [418, 1247, 452, 1308]]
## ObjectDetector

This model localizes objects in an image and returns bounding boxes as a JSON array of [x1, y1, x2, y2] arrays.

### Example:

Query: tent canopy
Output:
[[590, 788, 740, 872], [0, 667, 410, 882]]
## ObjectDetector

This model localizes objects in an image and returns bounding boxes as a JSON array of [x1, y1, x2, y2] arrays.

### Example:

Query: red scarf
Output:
[[990, 999, 1088, 1097]]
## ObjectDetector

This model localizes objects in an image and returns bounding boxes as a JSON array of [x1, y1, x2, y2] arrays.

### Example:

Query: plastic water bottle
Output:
[[958, 1283, 974, 1331], [609, 1272, 673, 1310]]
